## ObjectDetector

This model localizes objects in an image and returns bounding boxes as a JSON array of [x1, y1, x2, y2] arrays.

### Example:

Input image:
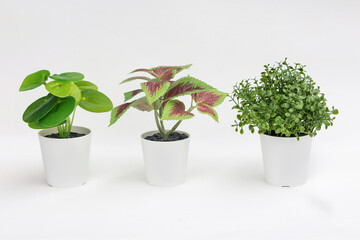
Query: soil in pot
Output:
[[45, 132, 86, 139], [145, 132, 188, 142]]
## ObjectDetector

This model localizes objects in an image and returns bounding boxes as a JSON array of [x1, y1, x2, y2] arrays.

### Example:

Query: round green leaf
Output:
[[75, 81, 98, 90], [79, 89, 113, 113], [19, 70, 50, 91], [28, 121, 52, 129], [45, 81, 73, 98], [69, 83, 82, 103], [39, 97, 76, 127], [23, 94, 59, 123], [29, 119, 66, 129], [49, 72, 84, 82]]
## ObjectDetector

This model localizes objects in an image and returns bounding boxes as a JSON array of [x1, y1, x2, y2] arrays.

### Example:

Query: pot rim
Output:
[[141, 130, 190, 143], [261, 133, 310, 139], [38, 126, 91, 140]]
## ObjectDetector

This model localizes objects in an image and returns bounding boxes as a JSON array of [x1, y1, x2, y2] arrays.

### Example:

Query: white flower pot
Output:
[[38, 126, 91, 188], [141, 130, 190, 187], [260, 134, 312, 187]]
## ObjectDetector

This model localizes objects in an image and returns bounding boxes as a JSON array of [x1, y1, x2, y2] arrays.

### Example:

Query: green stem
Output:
[[66, 106, 77, 137], [70, 106, 77, 129], [57, 126, 63, 138], [65, 117, 71, 138], [159, 106, 165, 130], [165, 120, 182, 137], [154, 110, 166, 137]]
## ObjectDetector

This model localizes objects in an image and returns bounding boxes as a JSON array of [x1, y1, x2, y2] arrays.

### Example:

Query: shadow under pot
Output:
[[38, 126, 92, 188], [141, 130, 190, 187], [260, 134, 312, 187]]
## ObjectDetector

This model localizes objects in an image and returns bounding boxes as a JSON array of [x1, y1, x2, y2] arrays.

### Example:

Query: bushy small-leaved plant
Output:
[[230, 59, 338, 139], [110, 64, 227, 140], [20, 70, 113, 138]]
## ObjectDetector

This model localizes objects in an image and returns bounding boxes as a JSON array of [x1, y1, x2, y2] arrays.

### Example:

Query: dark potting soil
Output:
[[45, 132, 86, 139], [145, 132, 188, 142]]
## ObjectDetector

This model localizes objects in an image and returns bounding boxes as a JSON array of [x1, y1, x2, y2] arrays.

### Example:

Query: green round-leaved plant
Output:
[[20, 70, 113, 138]]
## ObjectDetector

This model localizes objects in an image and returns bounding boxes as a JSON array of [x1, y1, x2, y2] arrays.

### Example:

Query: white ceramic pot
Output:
[[38, 126, 91, 188], [260, 134, 312, 187], [141, 130, 190, 187]]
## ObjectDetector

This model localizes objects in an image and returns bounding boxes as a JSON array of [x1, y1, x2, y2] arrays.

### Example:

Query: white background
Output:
[[0, 0, 359, 239]]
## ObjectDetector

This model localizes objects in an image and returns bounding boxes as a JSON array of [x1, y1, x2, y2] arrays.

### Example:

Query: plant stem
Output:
[[159, 106, 165, 130], [57, 126, 63, 138], [55, 106, 77, 138], [66, 106, 77, 137], [165, 120, 182, 137], [154, 110, 166, 137]]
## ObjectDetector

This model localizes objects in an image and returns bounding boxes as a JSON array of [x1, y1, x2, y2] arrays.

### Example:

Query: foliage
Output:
[[230, 59, 338, 139], [110, 64, 227, 140], [20, 70, 113, 138]]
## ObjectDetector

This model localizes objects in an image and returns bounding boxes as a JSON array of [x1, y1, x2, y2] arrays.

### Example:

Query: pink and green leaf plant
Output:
[[110, 64, 227, 140]]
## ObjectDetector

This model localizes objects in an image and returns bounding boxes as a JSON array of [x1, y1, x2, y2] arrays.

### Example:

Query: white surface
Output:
[[39, 126, 91, 188], [260, 134, 312, 187], [141, 130, 189, 187], [0, 0, 359, 239]]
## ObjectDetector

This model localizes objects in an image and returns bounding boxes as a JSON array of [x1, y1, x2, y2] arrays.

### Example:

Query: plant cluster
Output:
[[110, 64, 227, 140], [20, 70, 113, 138], [230, 59, 338, 139]]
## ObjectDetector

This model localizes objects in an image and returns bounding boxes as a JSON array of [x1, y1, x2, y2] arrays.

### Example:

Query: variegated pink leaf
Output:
[[192, 90, 227, 107], [132, 97, 152, 112], [192, 90, 227, 122], [124, 89, 142, 101], [141, 81, 170, 104], [197, 105, 219, 122], [109, 102, 134, 126], [161, 100, 194, 121], [163, 76, 214, 100], [120, 76, 151, 84], [131, 64, 191, 81]]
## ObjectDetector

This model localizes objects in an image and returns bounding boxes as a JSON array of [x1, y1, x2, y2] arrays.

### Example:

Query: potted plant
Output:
[[110, 64, 227, 187], [19, 70, 113, 187], [230, 59, 338, 187]]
